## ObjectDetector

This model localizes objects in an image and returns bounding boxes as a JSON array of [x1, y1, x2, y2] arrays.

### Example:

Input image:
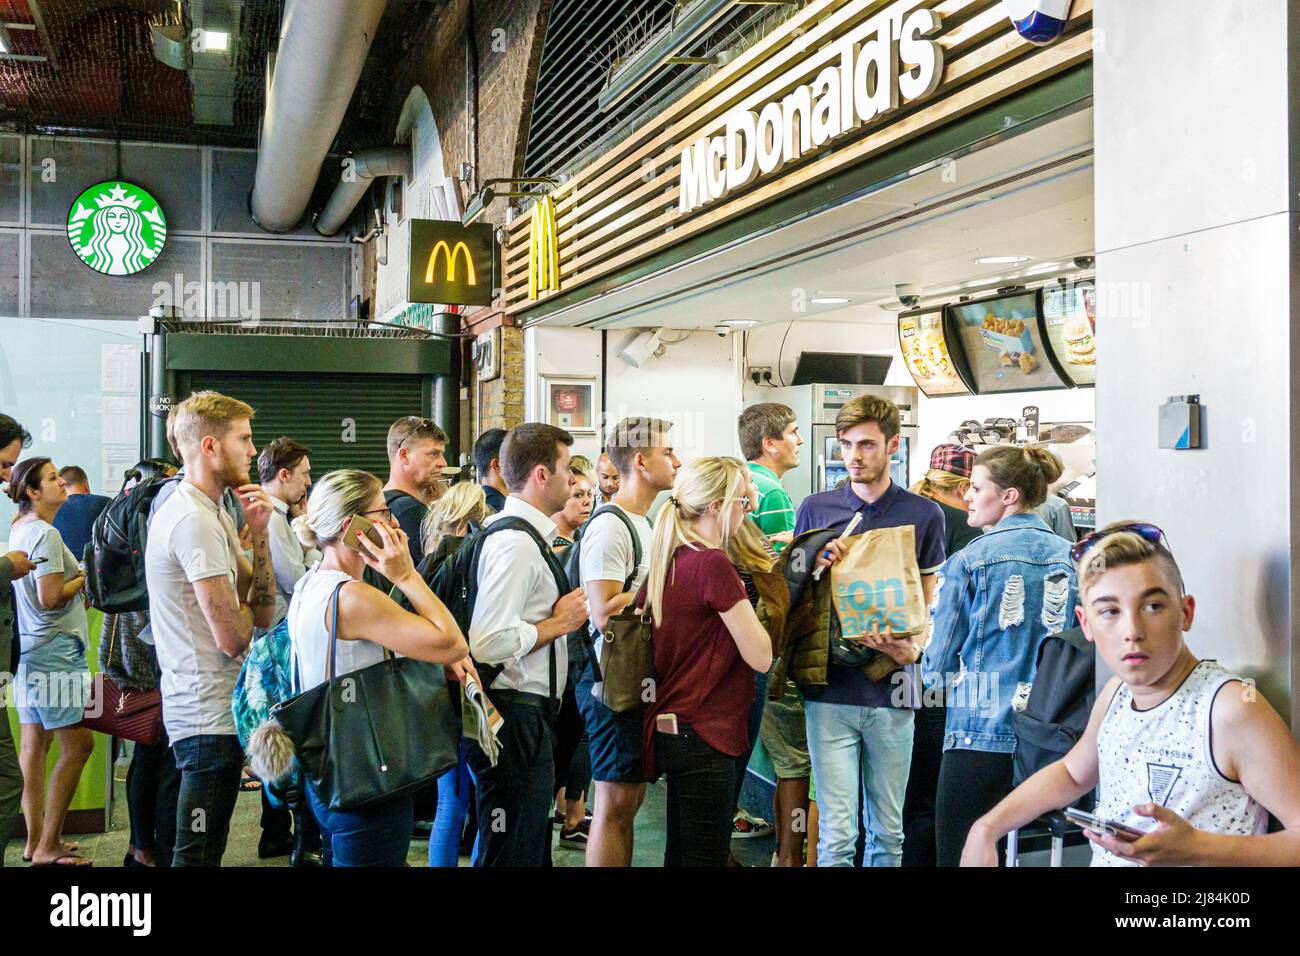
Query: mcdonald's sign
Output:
[[408, 219, 495, 306], [528, 195, 559, 300]]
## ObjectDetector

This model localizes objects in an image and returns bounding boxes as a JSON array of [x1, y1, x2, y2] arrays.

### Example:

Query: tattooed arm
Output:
[[236, 485, 278, 630]]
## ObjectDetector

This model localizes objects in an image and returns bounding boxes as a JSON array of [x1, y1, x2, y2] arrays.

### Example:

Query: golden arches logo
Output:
[[529, 195, 559, 300], [425, 240, 477, 286]]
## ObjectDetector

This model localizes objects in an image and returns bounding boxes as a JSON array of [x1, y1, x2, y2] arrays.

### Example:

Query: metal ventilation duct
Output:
[[315, 146, 412, 237], [250, 0, 388, 233]]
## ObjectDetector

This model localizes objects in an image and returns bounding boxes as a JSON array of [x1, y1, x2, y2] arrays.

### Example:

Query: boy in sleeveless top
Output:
[[961, 521, 1300, 866]]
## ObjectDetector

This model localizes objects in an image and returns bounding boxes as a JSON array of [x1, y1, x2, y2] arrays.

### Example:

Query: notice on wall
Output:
[[101, 343, 138, 393], [100, 395, 136, 445], [101, 445, 139, 493]]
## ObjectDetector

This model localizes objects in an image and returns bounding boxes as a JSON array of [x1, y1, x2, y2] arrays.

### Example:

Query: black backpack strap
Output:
[[470, 516, 570, 710], [585, 505, 643, 589]]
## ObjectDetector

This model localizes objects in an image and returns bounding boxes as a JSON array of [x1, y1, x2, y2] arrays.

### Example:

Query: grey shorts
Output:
[[760, 679, 811, 779], [15, 633, 90, 730]]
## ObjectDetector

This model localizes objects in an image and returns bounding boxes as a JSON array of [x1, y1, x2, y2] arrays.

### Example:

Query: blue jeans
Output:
[[804, 702, 914, 867], [171, 734, 244, 867], [428, 737, 474, 868], [306, 781, 414, 867]]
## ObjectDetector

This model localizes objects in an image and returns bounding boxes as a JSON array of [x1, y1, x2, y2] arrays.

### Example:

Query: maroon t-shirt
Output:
[[643, 546, 752, 778]]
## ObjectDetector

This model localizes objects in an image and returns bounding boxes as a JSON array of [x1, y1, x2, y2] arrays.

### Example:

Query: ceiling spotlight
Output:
[[975, 255, 1031, 265], [810, 296, 851, 305], [201, 30, 229, 52]]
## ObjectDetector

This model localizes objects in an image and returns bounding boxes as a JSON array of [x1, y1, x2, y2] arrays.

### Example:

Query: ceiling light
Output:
[[201, 30, 229, 52], [810, 296, 851, 305], [974, 255, 1031, 265], [722, 319, 757, 327], [0, 27, 9, 55]]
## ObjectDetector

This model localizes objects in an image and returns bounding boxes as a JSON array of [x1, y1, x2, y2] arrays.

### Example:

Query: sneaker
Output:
[[731, 810, 773, 839], [558, 826, 589, 850]]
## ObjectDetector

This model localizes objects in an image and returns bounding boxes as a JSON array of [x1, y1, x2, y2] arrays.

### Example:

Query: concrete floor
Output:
[[3, 757, 779, 868]]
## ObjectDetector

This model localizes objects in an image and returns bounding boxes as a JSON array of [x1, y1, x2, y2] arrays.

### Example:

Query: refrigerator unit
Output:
[[746, 383, 920, 511]]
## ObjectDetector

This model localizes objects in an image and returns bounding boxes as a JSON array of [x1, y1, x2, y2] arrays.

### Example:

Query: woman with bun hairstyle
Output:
[[263, 469, 472, 866], [922, 444, 1078, 867], [640, 456, 773, 867]]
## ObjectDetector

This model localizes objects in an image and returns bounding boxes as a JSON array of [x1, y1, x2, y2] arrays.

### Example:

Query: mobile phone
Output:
[[342, 513, 386, 553], [1063, 807, 1145, 841], [655, 713, 679, 735]]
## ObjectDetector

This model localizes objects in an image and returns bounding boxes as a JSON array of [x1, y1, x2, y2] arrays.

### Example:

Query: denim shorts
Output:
[[575, 659, 644, 784], [15, 633, 90, 730]]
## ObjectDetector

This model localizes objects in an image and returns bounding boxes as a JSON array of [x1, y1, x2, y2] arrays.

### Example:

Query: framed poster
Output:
[[542, 376, 596, 434]]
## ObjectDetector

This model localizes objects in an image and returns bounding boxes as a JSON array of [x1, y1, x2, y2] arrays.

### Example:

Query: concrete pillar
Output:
[[1093, 0, 1298, 719]]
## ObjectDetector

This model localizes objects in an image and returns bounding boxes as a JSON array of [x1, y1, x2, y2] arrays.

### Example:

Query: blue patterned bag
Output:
[[232, 619, 293, 752]]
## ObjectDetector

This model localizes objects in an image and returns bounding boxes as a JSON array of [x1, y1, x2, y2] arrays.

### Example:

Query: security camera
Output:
[[895, 283, 922, 310], [1073, 255, 1096, 270], [714, 325, 731, 337], [494, 226, 508, 246]]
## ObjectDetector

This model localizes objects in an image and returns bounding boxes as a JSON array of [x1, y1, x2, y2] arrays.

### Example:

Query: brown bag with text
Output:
[[829, 525, 926, 680]]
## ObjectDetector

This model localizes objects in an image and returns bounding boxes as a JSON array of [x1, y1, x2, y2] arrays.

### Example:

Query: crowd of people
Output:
[[1, 389, 1299, 868]]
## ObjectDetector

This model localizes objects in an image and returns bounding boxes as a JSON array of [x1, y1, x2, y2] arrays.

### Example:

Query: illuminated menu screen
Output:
[[897, 310, 972, 397], [1042, 281, 1097, 387], [947, 291, 1070, 394]]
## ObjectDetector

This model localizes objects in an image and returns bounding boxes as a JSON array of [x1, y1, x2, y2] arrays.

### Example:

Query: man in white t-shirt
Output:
[[577, 417, 679, 867], [145, 390, 277, 867]]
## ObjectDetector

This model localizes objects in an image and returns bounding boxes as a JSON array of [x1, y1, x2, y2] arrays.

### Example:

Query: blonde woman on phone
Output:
[[640, 456, 772, 866], [280, 469, 473, 866]]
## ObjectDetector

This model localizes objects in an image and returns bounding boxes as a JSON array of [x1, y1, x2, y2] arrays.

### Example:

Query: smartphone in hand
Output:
[[1063, 807, 1145, 841], [341, 514, 385, 553]]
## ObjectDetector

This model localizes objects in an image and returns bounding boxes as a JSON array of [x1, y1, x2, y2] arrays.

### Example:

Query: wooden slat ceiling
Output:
[[505, 0, 1093, 315]]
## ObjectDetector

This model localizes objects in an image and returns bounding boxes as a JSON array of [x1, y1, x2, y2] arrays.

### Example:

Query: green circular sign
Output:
[[66, 181, 168, 276]]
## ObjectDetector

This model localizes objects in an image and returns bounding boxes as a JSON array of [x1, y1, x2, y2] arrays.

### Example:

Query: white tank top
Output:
[[1092, 659, 1268, 866], [287, 567, 387, 692]]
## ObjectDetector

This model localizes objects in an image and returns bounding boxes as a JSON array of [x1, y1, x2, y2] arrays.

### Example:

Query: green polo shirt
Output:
[[748, 461, 795, 551]]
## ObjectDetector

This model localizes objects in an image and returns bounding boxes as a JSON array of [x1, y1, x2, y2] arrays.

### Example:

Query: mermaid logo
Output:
[[66, 181, 167, 277]]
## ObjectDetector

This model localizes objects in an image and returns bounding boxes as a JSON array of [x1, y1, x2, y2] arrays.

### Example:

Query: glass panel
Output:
[[0, 134, 21, 225], [0, 317, 142, 537]]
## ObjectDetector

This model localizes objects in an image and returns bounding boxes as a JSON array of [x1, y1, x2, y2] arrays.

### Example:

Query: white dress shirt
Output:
[[265, 495, 318, 630], [469, 495, 566, 698]]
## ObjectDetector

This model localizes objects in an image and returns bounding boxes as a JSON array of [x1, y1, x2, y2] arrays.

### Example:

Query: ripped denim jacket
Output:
[[921, 513, 1077, 754]]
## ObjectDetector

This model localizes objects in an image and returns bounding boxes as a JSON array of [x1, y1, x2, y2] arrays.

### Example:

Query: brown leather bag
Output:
[[595, 603, 655, 714], [81, 618, 163, 744]]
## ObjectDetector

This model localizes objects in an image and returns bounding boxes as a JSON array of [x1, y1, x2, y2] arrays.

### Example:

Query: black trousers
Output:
[[934, 748, 1014, 868], [465, 690, 555, 867], [125, 732, 180, 866], [901, 704, 946, 867], [552, 660, 591, 801], [657, 727, 739, 867]]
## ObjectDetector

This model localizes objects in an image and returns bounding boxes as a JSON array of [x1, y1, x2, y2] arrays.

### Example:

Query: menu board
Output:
[[946, 291, 1070, 394], [897, 309, 972, 397], [1042, 281, 1097, 387]]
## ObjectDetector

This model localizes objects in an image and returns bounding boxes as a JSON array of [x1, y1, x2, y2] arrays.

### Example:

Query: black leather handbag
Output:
[[270, 581, 459, 812]]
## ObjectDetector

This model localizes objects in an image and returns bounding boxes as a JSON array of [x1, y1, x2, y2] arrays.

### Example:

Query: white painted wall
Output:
[[605, 329, 743, 462], [525, 326, 604, 462]]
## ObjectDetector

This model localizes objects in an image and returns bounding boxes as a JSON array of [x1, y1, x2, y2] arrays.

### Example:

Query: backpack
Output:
[[560, 505, 644, 678], [83, 470, 176, 614], [399, 516, 570, 694], [1011, 626, 1096, 811]]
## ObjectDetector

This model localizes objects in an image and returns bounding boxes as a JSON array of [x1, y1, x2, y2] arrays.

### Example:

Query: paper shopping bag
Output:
[[829, 525, 926, 670]]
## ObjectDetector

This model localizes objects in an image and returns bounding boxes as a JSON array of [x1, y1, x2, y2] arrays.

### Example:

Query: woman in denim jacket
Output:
[[922, 445, 1077, 866]]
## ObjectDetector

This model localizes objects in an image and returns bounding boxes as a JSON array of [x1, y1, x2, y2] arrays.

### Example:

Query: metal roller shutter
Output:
[[184, 370, 427, 479]]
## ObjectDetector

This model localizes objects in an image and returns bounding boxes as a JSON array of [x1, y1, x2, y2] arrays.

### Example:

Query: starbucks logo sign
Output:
[[67, 181, 167, 276]]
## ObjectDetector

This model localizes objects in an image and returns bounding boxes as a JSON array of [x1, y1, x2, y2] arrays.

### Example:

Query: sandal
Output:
[[31, 854, 93, 867], [23, 840, 80, 863]]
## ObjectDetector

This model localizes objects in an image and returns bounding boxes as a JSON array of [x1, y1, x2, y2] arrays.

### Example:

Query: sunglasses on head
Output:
[[1069, 522, 1170, 564]]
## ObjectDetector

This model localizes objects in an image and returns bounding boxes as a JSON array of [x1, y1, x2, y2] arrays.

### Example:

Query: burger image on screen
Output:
[[1063, 314, 1095, 366]]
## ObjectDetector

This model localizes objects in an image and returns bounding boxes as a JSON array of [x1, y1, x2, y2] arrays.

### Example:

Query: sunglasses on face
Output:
[[1069, 522, 1170, 564]]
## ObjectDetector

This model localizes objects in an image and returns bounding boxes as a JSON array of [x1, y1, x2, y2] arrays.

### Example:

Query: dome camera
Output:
[[895, 283, 922, 310]]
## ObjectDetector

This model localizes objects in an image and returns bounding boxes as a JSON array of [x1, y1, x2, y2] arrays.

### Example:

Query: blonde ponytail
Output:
[[646, 457, 748, 626]]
